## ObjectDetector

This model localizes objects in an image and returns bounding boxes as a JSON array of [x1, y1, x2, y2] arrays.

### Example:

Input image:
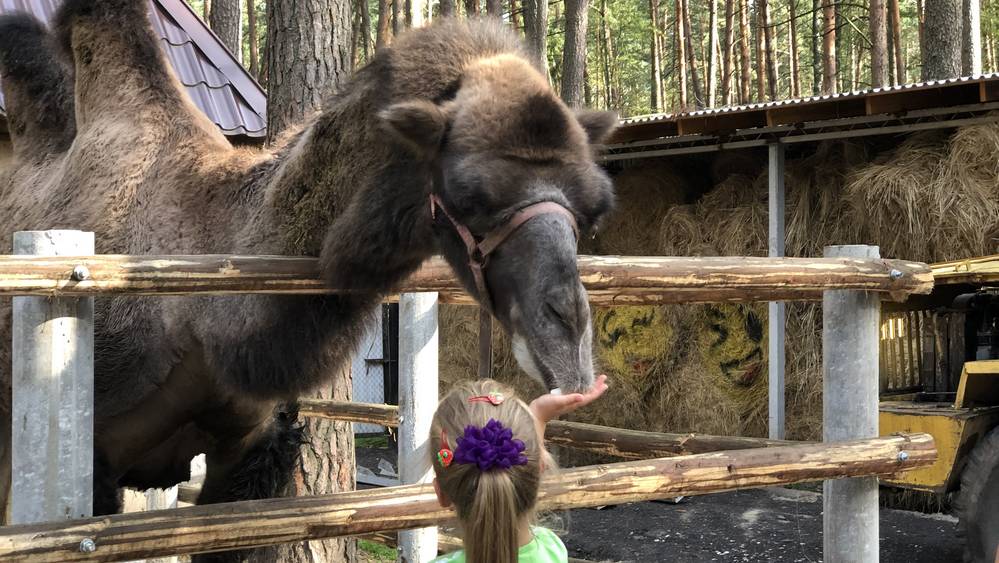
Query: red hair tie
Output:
[[468, 392, 505, 406]]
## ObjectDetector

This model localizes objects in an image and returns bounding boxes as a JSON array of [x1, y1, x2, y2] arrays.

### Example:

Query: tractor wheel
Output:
[[956, 426, 999, 563]]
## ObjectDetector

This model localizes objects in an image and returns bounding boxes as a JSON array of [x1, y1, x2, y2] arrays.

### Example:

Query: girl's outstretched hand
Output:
[[529, 374, 609, 426]]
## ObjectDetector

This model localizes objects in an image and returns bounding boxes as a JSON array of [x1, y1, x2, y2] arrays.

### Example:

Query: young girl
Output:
[[428, 376, 608, 563]]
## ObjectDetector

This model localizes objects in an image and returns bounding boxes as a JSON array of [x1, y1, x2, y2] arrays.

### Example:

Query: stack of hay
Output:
[[439, 123, 999, 441]]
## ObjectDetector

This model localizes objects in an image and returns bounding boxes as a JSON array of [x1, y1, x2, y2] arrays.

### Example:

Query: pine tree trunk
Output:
[[676, 0, 689, 109], [738, 0, 752, 102], [890, 0, 905, 83], [812, 0, 820, 93], [523, 0, 549, 75], [754, 3, 766, 99], [821, 0, 837, 93], [923, 0, 963, 79], [440, 0, 456, 17], [707, 0, 719, 106], [204, 0, 211, 21], [561, 0, 589, 106], [247, 0, 259, 77], [760, 0, 777, 99], [210, 0, 243, 62], [601, 0, 618, 106], [721, 0, 735, 104], [917, 0, 925, 61], [963, 0, 982, 74], [392, 0, 401, 34], [263, 2, 358, 555], [486, 0, 502, 17], [788, 0, 800, 97], [870, 0, 888, 87], [404, 0, 412, 28], [377, 0, 392, 46], [360, 0, 372, 60], [682, 0, 704, 107], [650, 0, 666, 111], [465, 0, 479, 16]]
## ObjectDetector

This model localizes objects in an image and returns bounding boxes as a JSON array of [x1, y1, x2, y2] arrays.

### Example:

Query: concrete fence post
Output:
[[822, 244, 881, 563], [11, 230, 95, 524], [397, 292, 439, 563]]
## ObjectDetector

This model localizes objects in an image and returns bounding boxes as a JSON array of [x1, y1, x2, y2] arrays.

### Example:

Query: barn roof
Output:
[[0, 0, 267, 139]]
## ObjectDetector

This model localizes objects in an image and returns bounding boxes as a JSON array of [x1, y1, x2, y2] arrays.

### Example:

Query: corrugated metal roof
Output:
[[0, 0, 266, 138], [620, 74, 999, 125]]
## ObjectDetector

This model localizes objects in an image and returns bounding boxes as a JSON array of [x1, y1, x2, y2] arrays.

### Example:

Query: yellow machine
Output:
[[878, 255, 999, 563]]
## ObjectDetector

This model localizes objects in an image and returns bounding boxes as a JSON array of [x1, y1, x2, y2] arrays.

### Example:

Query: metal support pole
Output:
[[823, 244, 881, 563], [768, 143, 786, 440], [11, 230, 95, 524], [397, 293, 439, 563]]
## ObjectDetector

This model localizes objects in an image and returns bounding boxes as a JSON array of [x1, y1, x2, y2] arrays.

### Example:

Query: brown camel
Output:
[[0, 0, 616, 554]]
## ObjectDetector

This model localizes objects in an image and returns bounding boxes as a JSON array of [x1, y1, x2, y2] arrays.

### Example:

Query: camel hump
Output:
[[0, 13, 77, 159]]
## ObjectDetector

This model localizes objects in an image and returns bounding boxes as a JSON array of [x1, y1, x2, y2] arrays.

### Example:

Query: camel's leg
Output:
[[51, 0, 228, 142], [0, 14, 76, 160], [191, 406, 303, 563]]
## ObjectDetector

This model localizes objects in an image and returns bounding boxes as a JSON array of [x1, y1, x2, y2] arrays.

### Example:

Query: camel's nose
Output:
[[544, 285, 587, 339]]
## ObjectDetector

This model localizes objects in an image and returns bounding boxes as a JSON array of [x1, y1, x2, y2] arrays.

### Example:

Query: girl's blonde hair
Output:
[[429, 379, 548, 563]]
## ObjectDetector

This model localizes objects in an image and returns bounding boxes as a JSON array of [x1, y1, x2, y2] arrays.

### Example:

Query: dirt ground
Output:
[[357, 443, 962, 563]]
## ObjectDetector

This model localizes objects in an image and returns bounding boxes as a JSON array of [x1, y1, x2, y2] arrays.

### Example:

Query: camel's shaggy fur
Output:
[[0, 0, 617, 549]]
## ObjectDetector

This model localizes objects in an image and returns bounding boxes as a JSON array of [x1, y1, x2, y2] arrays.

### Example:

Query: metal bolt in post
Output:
[[823, 245, 881, 563]]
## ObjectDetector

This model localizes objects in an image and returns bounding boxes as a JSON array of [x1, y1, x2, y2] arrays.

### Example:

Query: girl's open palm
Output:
[[529, 374, 609, 425]]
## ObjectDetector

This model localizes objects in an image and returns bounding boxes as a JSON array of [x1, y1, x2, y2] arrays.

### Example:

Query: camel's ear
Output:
[[379, 100, 448, 156], [575, 109, 619, 144]]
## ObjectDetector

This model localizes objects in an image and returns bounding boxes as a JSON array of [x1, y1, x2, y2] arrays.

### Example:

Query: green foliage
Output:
[[358, 539, 398, 561]]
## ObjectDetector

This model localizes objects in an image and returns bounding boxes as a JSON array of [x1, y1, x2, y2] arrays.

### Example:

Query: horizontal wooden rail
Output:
[[298, 399, 798, 458], [0, 254, 932, 304], [0, 434, 935, 562], [931, 254, 999, 285]]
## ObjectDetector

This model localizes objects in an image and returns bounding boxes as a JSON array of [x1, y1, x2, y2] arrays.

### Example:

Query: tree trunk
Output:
[[210, 0, 243, 62], [869, 0, 888, 87], [392, 0, 401, 34], [263, 0, 357, 556], [963, 0, 982, 74], [377, 0, 392, 47], [561, 0, 589, 106], [821, 0, 836, 93], [917, 0, 925, 61], [440, 0, 456, 16], [600, 0, 617, 107], [676, 0, 690, 109], [789, 0, 800, 97], [522, 0, 549, 75], [650, 0, 666, 111], [511, 0, 522, 30], [682, 0, 704, 107], [204, 0, 211, 21], [812, 0, 820, 94], [707, 0, 719, 106], [360, 0, 372, 61], [753, 3, 766, 99], [247, 0, 259, 77], [465, 0, 479, 16], [404, 0, 412, 29], [738, 0, 752, 102], [923, 0, 962, 79], [889, 0, 904, 83], [760, 0, 777, 100], [721, 0, 735, 104], [486, 0, 502, 16]]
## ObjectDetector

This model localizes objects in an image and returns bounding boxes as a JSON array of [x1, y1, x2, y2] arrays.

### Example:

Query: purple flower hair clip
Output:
[[453, 419, 528, 472]]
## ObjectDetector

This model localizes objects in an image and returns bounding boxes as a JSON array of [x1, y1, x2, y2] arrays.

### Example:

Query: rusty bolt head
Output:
[[79, 538, 97, 553], [71, 265, 91, 282]]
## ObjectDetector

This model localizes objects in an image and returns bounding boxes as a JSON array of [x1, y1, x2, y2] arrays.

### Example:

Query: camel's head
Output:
[[380, 54, 616, 393]]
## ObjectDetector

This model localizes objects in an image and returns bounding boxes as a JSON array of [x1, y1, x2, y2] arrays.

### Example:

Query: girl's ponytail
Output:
[[465, 470, 520, 563]]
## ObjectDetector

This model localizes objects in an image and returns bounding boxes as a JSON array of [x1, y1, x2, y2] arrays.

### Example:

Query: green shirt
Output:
[[430, 527, 568, 563]]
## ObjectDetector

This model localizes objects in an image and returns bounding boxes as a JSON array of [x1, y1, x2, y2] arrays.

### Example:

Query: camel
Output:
[[0, 0, 616, 552]]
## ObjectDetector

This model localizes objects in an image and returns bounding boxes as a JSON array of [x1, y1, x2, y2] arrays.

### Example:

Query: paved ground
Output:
[[357, 444, 962, 563]]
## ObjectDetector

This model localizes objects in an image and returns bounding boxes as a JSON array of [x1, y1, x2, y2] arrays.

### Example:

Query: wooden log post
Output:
[[10, 231, 95, 525], [296, 399, 802, 458], [822, 245, 881, 563], [0, 255, 934, 305], [0, 433, 935, 562], [397, 293, 439, 563]]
